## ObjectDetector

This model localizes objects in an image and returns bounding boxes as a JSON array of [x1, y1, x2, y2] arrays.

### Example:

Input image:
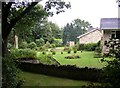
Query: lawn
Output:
[[20, 71, 99, 87], [36, 50, 106, 68], [53, 51, 106, 68]]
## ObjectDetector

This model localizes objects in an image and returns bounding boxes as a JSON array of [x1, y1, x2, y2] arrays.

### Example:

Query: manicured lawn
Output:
[[52, 51, 106, 68], [36, 50, 106, 68], [20, 71, 98, 86]]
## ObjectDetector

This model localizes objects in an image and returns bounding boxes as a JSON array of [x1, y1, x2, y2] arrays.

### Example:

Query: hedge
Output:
[[17, 62, 101, 82]]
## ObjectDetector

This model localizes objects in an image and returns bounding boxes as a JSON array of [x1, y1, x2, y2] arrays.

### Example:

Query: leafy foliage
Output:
[[19, 41, 28, 49], [36, 53, 59, 65], [35, 38, 45, 47], [101, 39, 120, 88], [84, 43, 97, 51], [65, 54, 80, 59], [10, 49, 37, 59], [27, 42, 37, 49], [2, 54, 23, 88]]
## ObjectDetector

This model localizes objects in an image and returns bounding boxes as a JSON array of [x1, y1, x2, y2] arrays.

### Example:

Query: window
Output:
[[111, 31, 120, 39], [116, 31, 120, 39]]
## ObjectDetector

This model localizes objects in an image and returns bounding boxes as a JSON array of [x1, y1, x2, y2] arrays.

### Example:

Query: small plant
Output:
[[61, 51, 63, 54], [52, 51, 56, 55], [65, 54, 80, 59], [74, 50, 77, 53], [28, 42, 37, 49], [42, 51, 46, 55], [67, 50, 71, 54]]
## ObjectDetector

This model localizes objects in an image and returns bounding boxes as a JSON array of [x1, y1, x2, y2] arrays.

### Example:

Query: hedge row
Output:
[[17, 62, 102, 82]]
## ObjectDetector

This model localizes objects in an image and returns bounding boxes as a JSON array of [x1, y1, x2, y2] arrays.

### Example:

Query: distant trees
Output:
[[62, 18, 91, 45], [1, 0, 71, 56], [32, 20, 62, 43]]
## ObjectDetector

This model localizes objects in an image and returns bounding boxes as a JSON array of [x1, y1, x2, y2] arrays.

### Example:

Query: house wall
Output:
[[79, 30, 102, 44], [103, 30, 111, 42]]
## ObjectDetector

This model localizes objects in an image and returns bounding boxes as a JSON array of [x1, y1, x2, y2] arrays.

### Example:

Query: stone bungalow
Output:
[[100, 18, 120, 43], [100, 18, 120, 54], [77, 26, 102, 44]]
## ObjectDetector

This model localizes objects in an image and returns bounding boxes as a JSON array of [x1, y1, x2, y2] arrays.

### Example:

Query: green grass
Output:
[[52, 51, 106, 68], [20, 71, 98, 86]]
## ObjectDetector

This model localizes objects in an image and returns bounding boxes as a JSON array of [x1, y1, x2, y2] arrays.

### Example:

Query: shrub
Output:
[[61, 52, 63, 54], [44, 41, 51, 48], [2, 54, 23, 88], [100, 39, 120, 88], [67, 50, 71, 54], [74, 50, 77, 53], [35, 38, 45, 47], [78, 44, 84, 51], [19, 41, 28, 49], [52, 51, 56, 55], [36, 53, 59, 65], [53, 38, 62, 47], [28, 42, 37, 49], [84, 43, 97, 51], [10, 49, 37, 59], [65, 54, 80, 59], [51, 44, 56, 48], [72, 45, 78, 51], [42, 51, 46, 55]]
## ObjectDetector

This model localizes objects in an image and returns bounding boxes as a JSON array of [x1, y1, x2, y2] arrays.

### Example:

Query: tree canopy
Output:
[[62, 18, 91, 44], [1, 0, 71, 56]]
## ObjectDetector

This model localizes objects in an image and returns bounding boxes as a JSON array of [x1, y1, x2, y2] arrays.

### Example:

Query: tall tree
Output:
[[1, 0, 71, 57], [63, 18, 91, 44]]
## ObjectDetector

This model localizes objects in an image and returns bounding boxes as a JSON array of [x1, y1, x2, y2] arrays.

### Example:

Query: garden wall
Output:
[[17, 62, 102, 82]]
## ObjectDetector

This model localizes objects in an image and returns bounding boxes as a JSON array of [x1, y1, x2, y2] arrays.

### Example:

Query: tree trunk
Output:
[[14, 31, 18, 49], [2, 37, 8, 57]]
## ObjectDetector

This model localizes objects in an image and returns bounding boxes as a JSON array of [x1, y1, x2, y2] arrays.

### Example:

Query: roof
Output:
[[77, 28, 100, 38], [100, 18, 120, 29]]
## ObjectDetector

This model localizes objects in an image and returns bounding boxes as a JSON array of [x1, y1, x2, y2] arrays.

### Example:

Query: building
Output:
[[100, 18, 120, 43], [77, 27, 102, 44], [100, 18, 120, 54]]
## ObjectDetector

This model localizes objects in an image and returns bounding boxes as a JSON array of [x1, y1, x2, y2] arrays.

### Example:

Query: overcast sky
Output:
[[41, 0, 118, 28]]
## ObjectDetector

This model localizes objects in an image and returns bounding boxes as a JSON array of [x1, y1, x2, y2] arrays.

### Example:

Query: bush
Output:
[[61, 52, 63, 54], [36, 53, 59, 65], [44, 41, 51, 48], [52, 51, 56, 55], [100, 39, 120, 88], [72, 45, 78, 51], [51, 44, 56, 48], [28, 42, 37, 49], [35, 38, 45, 47], [67, 50, 71, 54], [84, 43, 97, 51], [65, 54, 80, 59], [10, 49, 37, 59], [78, 44, 84, 51], [2, 54, 23, 88], [74, 50, 77, 53], [53, 39, 62, 47], [19, 41, 28, 49], [42, 51, 46, 55]]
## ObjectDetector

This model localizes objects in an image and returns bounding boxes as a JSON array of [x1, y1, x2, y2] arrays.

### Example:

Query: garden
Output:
[[2, 1, 120, 88]]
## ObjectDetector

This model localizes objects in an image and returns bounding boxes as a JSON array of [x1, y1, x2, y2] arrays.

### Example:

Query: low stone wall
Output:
[[17, 62, 102, 82]]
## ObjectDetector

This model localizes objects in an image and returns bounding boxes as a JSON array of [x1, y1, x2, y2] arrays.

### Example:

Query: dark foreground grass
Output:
[[20, 71, 99, 87]]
